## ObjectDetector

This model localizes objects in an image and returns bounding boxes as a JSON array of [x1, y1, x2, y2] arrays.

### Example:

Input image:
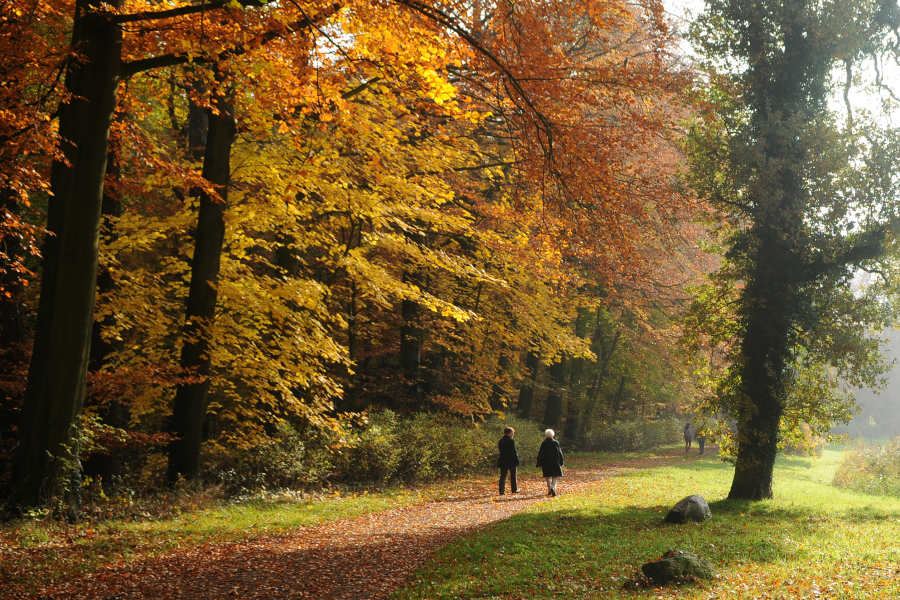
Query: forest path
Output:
[[40, 450, 702, 600]]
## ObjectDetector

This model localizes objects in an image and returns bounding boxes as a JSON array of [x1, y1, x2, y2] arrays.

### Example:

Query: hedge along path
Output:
[[39, 450, 703, 600]]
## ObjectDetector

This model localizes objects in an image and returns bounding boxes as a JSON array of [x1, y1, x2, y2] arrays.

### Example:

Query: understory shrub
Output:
[[205, 411, 546, 490], [580, 418, 682, 452], [337, 411, 545, 482], [833, 437, 900, 497]]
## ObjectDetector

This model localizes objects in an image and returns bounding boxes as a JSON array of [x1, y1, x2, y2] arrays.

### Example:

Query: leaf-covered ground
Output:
[[3, 450, 698, 599]]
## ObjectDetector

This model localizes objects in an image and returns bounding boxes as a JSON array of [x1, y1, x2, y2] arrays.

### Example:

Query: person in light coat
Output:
[[536, 429, 564, 496]]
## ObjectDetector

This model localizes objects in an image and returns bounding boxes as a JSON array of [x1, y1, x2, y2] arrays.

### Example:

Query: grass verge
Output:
[[395, 446, 900, 599]]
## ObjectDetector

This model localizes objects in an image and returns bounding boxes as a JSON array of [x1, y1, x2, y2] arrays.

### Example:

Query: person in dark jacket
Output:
[[536, 429, 564, 496], [497, 426, 520, 495]]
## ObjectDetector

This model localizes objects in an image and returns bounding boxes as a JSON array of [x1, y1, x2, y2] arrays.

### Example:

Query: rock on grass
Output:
[[641, 549, 716, 584], [664, 494, 711, 524]]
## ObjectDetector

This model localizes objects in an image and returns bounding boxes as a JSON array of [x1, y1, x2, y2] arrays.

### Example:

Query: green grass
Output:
[[395, 446, 900, 599]]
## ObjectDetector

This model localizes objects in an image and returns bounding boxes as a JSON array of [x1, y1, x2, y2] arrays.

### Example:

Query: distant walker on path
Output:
[[697, 428, 706, 456], [536, 429, 564, 497], [497, 426, 520, 495], [683, 423, 693, 453]]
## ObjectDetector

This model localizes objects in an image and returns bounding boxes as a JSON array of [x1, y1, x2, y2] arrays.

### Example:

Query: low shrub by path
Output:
[[7, 450, 700, 599], [395, 446, 900, 600], [834, 436, 900, 496]]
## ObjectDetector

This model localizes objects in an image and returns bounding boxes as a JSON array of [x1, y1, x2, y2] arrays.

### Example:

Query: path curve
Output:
[[39, 451, 698, 600]]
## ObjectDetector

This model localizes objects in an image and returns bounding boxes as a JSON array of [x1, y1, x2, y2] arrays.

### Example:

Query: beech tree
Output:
[[687, 0, 900, 499], [2, 0, 702, 506]]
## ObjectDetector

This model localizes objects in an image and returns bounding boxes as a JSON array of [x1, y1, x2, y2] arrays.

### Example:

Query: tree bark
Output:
[[166, 87, 236, 484], [575, 312, 620, 443], [611, 375, 626, 419], [7, 0, 124, 508], [542, 357, 566, 429], [516, 349, 540, 419], [487, 354, 511, 411], [84, 124, 127, 482], [727, 0, 814, 500], [399, 266, 424, 404]]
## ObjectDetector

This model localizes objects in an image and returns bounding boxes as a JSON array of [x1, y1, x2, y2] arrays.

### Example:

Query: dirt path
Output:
[[39, 451, 700, 600]]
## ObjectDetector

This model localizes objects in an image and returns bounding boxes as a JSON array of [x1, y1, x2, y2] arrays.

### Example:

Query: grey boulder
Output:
[[664, 494, 711, 524], [641, 549, 715, 584]]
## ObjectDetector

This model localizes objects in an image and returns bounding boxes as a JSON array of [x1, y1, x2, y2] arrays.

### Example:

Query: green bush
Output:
[[340, 411, 546, 481], [206, 412, 547, 490], [833, 437, 900, 496], [580, 418, 682, 452], [206, 423, 335, 491], [478, 415, 546, 467], [339, 410, 403, 482]]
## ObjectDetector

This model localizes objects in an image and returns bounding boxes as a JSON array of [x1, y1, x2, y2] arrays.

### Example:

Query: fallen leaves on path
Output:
[[26, 452, 698, 600]]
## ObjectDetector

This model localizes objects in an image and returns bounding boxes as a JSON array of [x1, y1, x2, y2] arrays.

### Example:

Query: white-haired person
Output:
[[536, 429, 564, 496]]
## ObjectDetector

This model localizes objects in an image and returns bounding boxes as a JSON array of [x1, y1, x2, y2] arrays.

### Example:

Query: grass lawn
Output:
[[395, 446, 900, 599]]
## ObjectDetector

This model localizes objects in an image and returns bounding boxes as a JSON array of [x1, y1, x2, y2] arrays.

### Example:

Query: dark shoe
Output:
[[550, 489, 556, 497]]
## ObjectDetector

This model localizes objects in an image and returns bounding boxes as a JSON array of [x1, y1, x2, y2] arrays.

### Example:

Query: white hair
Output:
[[545, 429, 555, 438]]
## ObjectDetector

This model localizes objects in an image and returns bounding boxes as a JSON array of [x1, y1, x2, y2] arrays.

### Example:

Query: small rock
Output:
[[664, 494, 711, 524], [641, 549, 716, 584]]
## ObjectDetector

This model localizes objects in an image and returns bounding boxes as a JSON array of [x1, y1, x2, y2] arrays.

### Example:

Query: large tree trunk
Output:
[[398, 240, 425, 406], [727, 0, 812, 500], [575, 312, 620, 444], [610, 375, 627, 419], [84, 125, 126, 482], [487, 354, 511, 411], [166, 89, 236, 484], [542, 357, 566, 430], [7, 0, 123, 508], [516, 349, 540, 419]]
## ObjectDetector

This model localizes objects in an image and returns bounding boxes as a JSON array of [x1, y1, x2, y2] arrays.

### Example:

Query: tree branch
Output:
[[392, 0, 556, 161], [121, 5, 340, 78], [113, 1, 229, 24]]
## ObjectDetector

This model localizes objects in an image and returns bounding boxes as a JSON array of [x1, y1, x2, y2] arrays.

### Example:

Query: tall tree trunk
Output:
[[516, 349, 540, 419], [84, 124, 127, 482], [487, 354, 511, 411], [611, 375, 627, 419], [342, 280, 359, 410], [8, 0, 123, 508], [166, 87, 236, 484], [542, 357, 566, 430], [727, 0, 814, 500], [399, 269, 423, 404], [576, 312, 620, 443]]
